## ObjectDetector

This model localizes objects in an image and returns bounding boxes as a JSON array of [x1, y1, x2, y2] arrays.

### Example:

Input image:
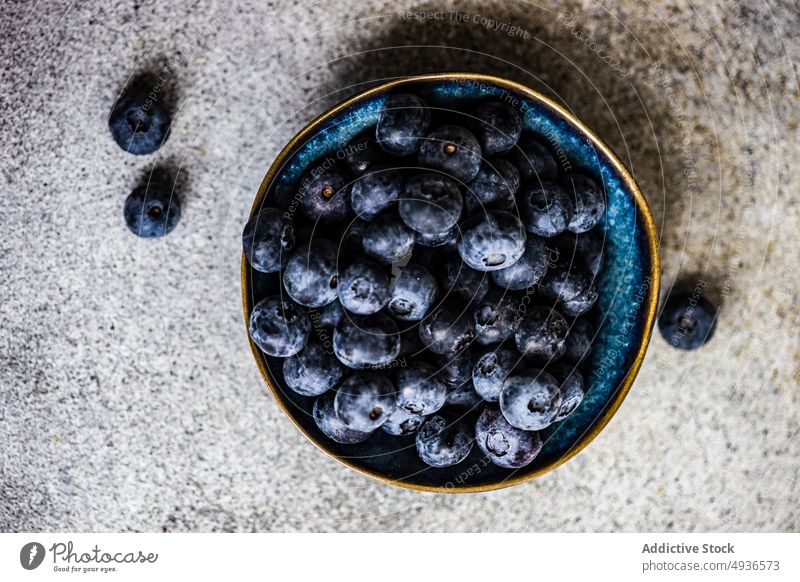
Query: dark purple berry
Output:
[[249, 296, 311, 358], [283, 340, 345, 396], [376, 93, 431, 156], [476, 406, 542, 469], [333, 313, 401, 369], [560, 173, 606, 233], [334, 372, 396, 431], [657, 288, 717, 350], [282, 239, 339, 308], [418, 300, 475, 355], [418, 125, 482, 182], [242, 208, 295, 273], [507, 133, 558, 182], [416, 415, 474, 467], [395, 361, 447, 415], [472, 289, 521, 345], [457, 211, 527, 272], [471, 101, 522, 155], [500, 368, 562, 430], [362, 212, 415, 264], [350, 165, 402, 221], [338, 260, 390, 315], [400, 173, 463, 235], [491, 236, 549, 291], [519, 181, 574, 238], [514, 306, 569, 361], [473, 346, 520, 402], [313, 391, 371, 444], [297, 164, 350, 223]]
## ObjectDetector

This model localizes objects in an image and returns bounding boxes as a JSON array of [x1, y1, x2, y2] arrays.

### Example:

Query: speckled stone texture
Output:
[[1, 0, 798, 532]]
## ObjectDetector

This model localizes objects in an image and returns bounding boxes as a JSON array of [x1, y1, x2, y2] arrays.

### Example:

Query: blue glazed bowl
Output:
[[242, 73, 660, 492]]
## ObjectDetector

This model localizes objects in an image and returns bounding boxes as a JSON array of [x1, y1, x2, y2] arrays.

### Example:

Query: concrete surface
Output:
[[1, 0, 798, 532]]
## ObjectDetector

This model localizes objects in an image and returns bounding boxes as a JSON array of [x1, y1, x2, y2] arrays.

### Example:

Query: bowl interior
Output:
[[243, 75, 657, 491]]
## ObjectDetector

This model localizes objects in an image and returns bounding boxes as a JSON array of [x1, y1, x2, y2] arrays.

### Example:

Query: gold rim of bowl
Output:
[[240, 72, 661, 493]]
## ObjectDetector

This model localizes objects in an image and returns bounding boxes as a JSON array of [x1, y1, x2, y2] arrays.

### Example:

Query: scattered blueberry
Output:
[[334, 372, 396, 431], [657, 288, 717, 350], [457, 211, 527, 272], [388, 263, 438, 321], [563, 318, 595, 363], [465, 159, 519, 212], [333, 313, 401, 368], [298, 164, 350, 223], [399, 173, 463, 235], [338, 260, 390, 315], [418, 300, 475, 355], [549, 362, 585, 421], [382, 407, 426, 436], [395, 361, 448, 415], [491, 236, 549, 291], [109, 88, 170, 155], [249, 295, 311, 358], [362, 212, 415, 264], [313, 391, 372, 444], [507, 133, 558, 182], [350, 165, 403, 221], [376, 93, 431, 156], [282, 239, 339, 308], [123, 179, 180, 238], [418, 125, 482, 182], [514, 306, 569, 361], [519, 181, 574, 238], [416, 415, 474, 467], [471, 101, 522, 156], [475, 406, 542, 469], [500, 368, 562, 430], [473, 347, 520, 402], [283, 340, 345, 396], [560, 173, 606, 233], [472, 289, 521, 345], [242, 208, 295, 273]]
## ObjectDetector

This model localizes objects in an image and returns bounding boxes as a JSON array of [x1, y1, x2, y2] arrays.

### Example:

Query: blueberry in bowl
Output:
[[242, 73, 660, 492]]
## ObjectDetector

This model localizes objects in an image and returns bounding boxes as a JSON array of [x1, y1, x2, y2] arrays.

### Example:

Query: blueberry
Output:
[[398, 327, 425, 359], [282, 239, 339, 308], [433, 349, 472, 389], [507, 133, 558, 182], [491, 236, 549, 291], [457, 211, 527, 272], [283, 340, 345, 396], [514, 306, 569, 361], [418, 125, 482, 182], [414, 225, 458, 248], [334, 372, 396, 431], [440, 255, 490, 304], [313, 299, 345, 329], [559, 284, 598, 317], [382, 407, 426, 436], [342, 218, 369, 254], [249, 295, 311, 357], [350, 165, 403, 221], [242, 208, 295, 273], [560, 173, 606, 233], [563, 318, 594, 363], [657, 288, 717, 350], [473, 346, 520, 402], [376, 93, 431, 156], [333, 313, 401, 368], [554, 229, 606, 277], [539, 260, 592, 303], [548, 362, 585, 421], [471, 101, 523, 156], [388, 263, 438, 321], [297, 164, 350, 223], [362, 212, 415, 264], [415, 415, 474, 468], [445, 380, 484, 409], [472, 289, 521, 345], [400, 173, 463, 235], [500, 368, 562, 430], [395, 361, 447, 415], [108, 88, 170, 155], [342, 133, 383, 175], [465, 159, 519, 213], [475, 406, 543, 469], [418, 300, 475, 355], [123, 179, 181, 238], [338, 260, 390, 315], [313, 391, 372, 444], [519, 181, 574, 238]]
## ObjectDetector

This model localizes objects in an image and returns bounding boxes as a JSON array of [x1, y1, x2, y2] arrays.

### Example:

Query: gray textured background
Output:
[[1, 0, 798, 532]]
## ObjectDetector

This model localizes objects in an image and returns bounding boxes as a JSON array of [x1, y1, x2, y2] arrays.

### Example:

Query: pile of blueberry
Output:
[[244, 92, 608, 470]]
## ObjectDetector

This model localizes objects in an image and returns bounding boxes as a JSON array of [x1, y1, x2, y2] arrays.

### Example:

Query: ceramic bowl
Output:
[[241, 73, 660, 492]]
